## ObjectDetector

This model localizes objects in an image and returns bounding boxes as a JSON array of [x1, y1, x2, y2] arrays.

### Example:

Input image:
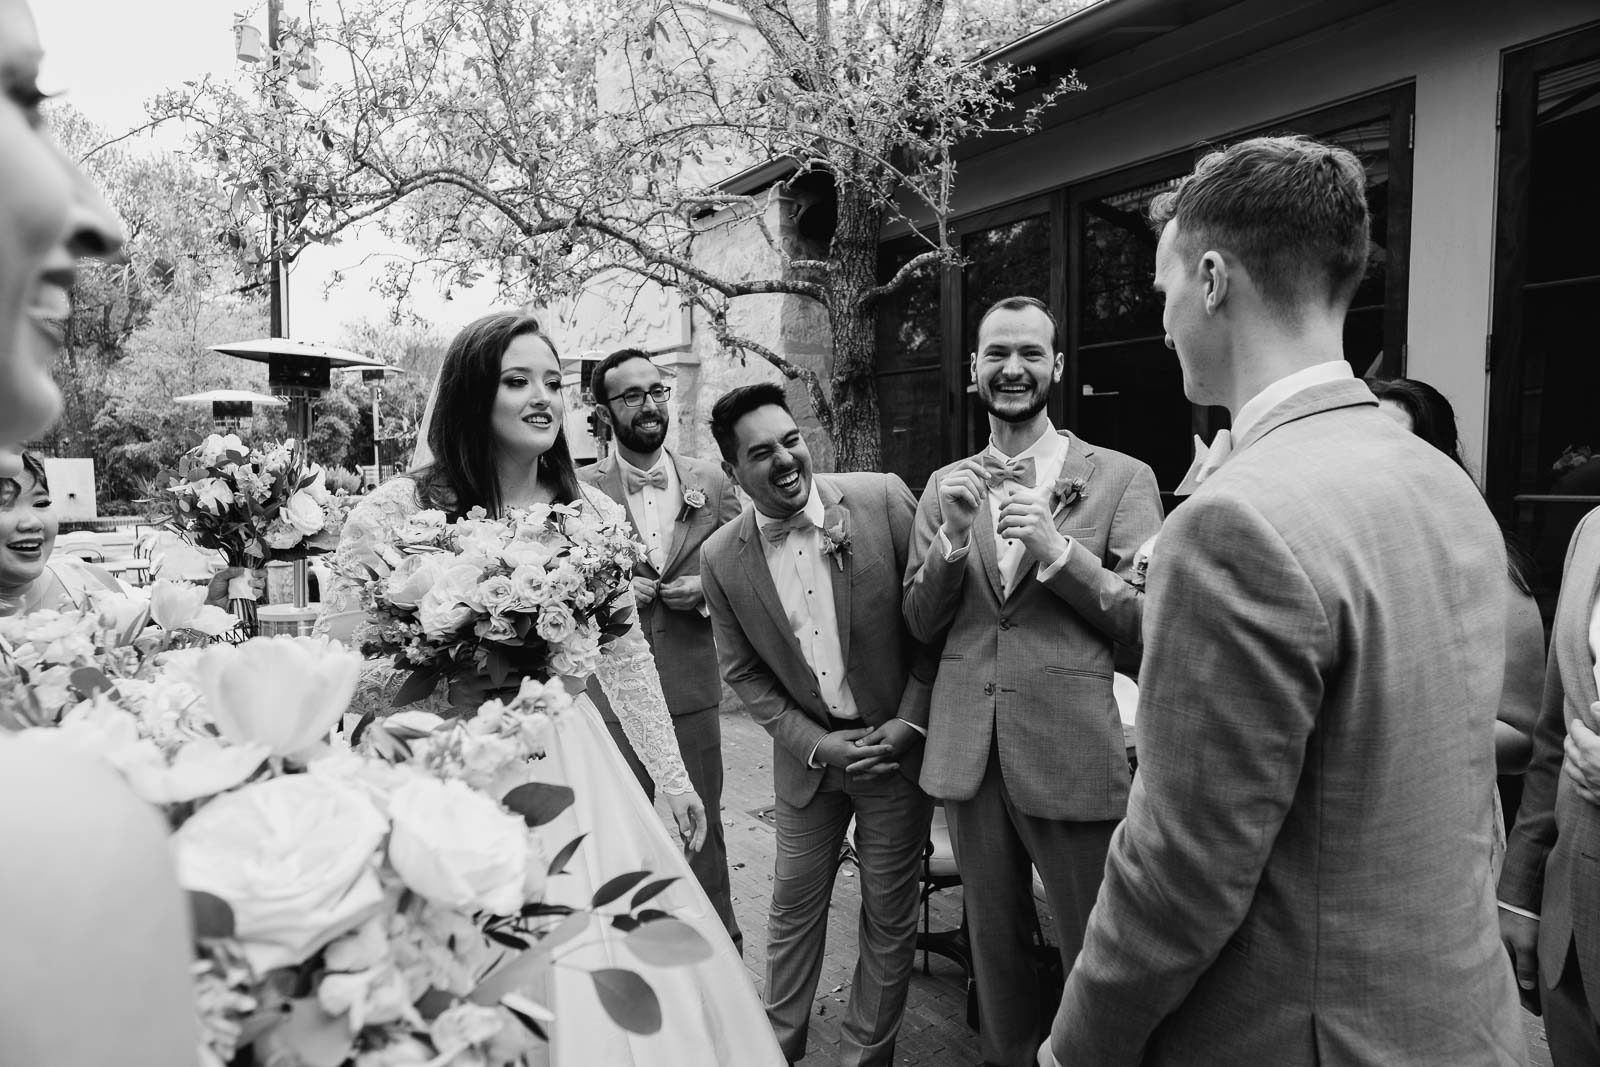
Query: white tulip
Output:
[[194, 636, 362, 759]]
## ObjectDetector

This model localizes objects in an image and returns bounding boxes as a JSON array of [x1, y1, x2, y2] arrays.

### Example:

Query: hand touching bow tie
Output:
[[624, 464, 670, 494], [980, 453, 1037, 489], [761, 511, 816, 545]]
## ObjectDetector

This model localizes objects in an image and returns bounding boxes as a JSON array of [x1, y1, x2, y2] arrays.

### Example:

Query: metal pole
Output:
[[371, 384, 382, 481], [267, 0, 283, 341]]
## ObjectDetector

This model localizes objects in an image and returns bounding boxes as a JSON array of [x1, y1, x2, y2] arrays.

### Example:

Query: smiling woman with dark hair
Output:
[[0, 452, 123, 617]]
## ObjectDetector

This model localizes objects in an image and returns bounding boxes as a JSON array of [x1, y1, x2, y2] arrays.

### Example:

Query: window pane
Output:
[[876, 368, 944, 491], [1080, 178, 1178, 348], [875, 246, 942, 375]]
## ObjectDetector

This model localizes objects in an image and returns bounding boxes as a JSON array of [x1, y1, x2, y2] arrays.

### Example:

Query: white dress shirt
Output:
[[940, 422, 1076, 595], [619, 452, 680, 573], [757, 485, 860, 725]]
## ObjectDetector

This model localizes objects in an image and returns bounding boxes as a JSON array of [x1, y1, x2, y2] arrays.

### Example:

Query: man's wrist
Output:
[[895, 717, 927, 738]]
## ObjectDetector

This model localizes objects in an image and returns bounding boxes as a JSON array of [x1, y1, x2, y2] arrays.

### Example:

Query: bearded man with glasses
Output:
[[579, 346, 745, 949]]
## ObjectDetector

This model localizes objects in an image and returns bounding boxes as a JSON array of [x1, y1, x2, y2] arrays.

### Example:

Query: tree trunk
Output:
[[824, 186, 885, 473]]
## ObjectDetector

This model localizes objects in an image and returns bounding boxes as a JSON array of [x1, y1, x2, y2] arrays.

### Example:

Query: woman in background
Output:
[[0, 451, 124, 616], [0, 1, 198, 1063], [1371, 377, 1542, 873]]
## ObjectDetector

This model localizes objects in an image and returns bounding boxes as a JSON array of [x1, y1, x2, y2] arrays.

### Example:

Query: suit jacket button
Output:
[[999, 617, 1011, 630], [983, 682, 996, 696]]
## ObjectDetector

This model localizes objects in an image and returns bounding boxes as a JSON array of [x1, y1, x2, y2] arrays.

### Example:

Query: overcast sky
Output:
[[34, 0, 503, 344]]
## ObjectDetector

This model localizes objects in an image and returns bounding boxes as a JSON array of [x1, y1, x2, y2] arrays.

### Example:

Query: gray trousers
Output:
[[768, 765, 933, 1066], [606, 706, 742, 949], [948, 745, 1118, 1067]]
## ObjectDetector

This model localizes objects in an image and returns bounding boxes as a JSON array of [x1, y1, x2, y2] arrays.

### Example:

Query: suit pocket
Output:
[[1060, 526, 1098, 537], [940, 653, 964, 662], [1042, 665, 1105, 679]]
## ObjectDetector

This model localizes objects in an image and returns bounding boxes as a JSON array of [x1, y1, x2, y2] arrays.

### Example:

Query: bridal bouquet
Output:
[[336, 502, 644, 706], [7, 634, 710, 1067]]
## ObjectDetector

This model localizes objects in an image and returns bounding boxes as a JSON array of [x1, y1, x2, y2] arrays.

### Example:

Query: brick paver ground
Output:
[[706, 703, 1552, 1067]]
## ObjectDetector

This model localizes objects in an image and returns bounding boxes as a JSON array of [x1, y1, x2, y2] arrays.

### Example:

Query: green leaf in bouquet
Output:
[[591, 969, 662, 1034], [68, 666, 115, 699], [629, 876, 679, 911], [634, 909, 671, 924], [590, 870, 652, 909], [485, 645, 513, 687], [391, 666, 443, 707], [611, 914, 641, 933], [547, 832, 588, 876], [534, 911, 591, 955], [487, 929, 530, 951], [187, 890, 235, 940], [186, 467, 211, 483], [414, 987, 456, 1021], [624, 918, 714, 967], [348, 709, 377, 746], [469, 941, 556, 1008], [501, 992, 553, 1041], [502, 782, 575, 827]]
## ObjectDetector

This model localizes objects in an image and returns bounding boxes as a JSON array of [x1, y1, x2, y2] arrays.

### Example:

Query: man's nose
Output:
[[65, 164, 127, 265]]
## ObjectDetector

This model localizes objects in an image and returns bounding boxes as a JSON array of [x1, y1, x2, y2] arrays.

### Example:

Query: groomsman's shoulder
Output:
[[577, 457, 609, 487], [1074, 436, 1158, 488], [701, 504, 751, 565], [673, 450, 726, 485]]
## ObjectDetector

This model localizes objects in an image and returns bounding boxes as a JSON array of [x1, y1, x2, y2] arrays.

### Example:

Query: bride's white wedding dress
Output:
[[318, 477, 782, 1067]]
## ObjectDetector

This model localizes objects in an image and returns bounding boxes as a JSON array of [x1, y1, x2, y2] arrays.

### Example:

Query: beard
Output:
[[613, 412, 669, 452], [977, 381, 1051, 424]]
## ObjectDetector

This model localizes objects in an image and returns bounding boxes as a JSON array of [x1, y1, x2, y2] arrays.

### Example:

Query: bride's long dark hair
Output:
[[412, 312, 582, 517]]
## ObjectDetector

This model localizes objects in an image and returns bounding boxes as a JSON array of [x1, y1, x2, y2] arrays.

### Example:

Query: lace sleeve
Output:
[[315, 478, 453, 720], [583, 486, 693, 796]]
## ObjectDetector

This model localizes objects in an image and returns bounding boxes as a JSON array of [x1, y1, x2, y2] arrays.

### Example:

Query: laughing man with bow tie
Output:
[[902, 296, 1163, 1067], [579, 347, 744, 949], [701, 382, 935, 1066]]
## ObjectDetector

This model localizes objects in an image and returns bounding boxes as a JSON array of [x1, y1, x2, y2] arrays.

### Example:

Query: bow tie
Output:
[[624, 464, 669, 494], [980, 453, 1037, 489], [1174, 430, 1233, 496], [761, 511, 816, 545]]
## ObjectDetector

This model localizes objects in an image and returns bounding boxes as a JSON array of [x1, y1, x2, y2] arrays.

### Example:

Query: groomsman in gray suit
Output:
[[702, 383, 934, 1067], [1501, 508, 1600, 1065], [903, 295, 1162, 1067], [579, 347, 743, 948], [1042, 137, 1523, 1065]]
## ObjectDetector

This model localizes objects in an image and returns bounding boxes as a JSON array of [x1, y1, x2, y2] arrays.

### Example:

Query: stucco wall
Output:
[[925, 0, 1596, 483]]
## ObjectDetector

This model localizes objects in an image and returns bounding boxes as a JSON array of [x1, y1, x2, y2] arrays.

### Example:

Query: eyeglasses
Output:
[[610, 386, 672, 408]]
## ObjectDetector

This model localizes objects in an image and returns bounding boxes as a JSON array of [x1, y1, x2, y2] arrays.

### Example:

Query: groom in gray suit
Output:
[[579, 347, 743, 948], [702, 382, 934, 1066], [903, 296, 1162, 1067], [1042, 136, 1524, 1065]]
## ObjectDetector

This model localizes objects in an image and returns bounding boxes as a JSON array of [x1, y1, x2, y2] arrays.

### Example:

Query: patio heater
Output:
[[208, 339, 388, 632], [174, 389, 286, 431]]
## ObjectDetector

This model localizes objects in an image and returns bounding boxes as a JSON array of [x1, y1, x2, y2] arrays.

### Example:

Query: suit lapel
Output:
[[738, 511, 808, 669], [1560, 519, 1600, 715], [970, 480, 1006, 602], [1006, 437, 1098, 601], [658, 452, 694, 577], [819, 477, 852, 670]]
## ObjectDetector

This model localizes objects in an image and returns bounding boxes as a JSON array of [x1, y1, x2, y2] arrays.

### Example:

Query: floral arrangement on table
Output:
[[334, 502, 644, 708], [155, 433, 355, 635], [2, 625, 710, 1067]]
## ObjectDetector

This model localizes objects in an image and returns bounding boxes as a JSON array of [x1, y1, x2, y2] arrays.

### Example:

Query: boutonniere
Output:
[[1051, 471, 1090, 514], [676, 486, 707, 523], [819, 506, 852, 571]]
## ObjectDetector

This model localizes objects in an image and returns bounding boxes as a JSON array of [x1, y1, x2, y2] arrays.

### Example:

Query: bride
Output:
[[318, 311, 782, 1066]]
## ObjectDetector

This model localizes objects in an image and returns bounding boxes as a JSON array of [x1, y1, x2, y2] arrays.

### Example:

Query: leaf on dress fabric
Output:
[[188, 890, 235, 940], [591, 969, 662, 1034], [274, 997, 356, 1067], [628, 876, 679, 910], [503, 782, 575, 827], [624, 918, 713, 966], [535, 912, 591, 955], [590, 870, 652, 908], [469, 945, 555, 1007], [414, 987, 456, 1021], [547, 832, 587, 875], [69, 667, 114, 698], [390, 667, 441, 706]]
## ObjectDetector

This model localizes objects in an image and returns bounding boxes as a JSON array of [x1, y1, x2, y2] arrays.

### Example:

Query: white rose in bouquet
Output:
[[198, 433, 246, 464], [548, 624, 602, 679], [500, 537, 556, 570], [282, 489, 327, 536], [416, 564, 483, 639], [194, 477, 236, 514], [468, 574, 517, 616], [384, 553, 447, 611], [397, 508, 449, 545], [174, 773, 388, 973], [387, 777, 529, 916], [194, 636, 361, 759], [303, 463, 332, 506], [534, 602, 578, 644], [149, 580, 238, 637], [262, 517, 304, 551]]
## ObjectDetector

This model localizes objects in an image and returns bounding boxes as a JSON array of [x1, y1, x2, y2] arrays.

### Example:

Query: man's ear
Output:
[[595, 403, 615, 429], [721, 459, 740, 489], [1052, 351, 1065, 383], [1200, 250, 1230, 314], [969, 354, 978, 384]]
